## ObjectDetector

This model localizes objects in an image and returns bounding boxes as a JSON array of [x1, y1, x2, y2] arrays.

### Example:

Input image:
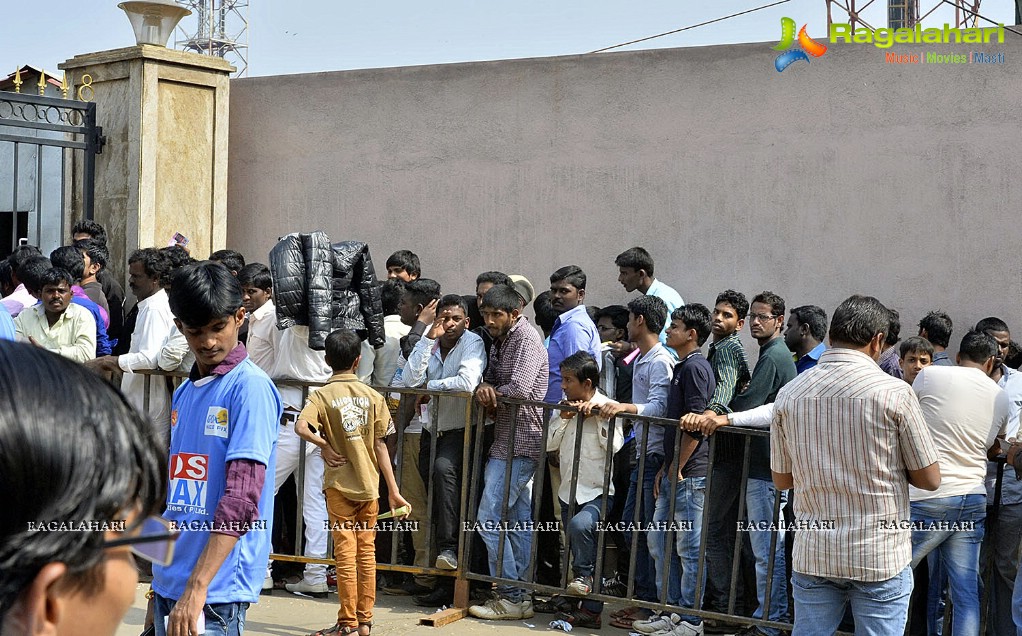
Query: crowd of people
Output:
[[2, 226, 1022, 636]]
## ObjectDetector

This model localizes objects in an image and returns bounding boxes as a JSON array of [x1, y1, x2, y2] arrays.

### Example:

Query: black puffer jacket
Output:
[[269, 232, 385, 351]]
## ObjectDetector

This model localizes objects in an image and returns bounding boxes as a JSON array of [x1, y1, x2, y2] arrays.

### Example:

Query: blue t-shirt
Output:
[[0, 310, 14, 341], [153, 357, 282, 604]]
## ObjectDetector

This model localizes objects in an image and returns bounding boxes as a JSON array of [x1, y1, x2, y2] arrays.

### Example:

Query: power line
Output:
[[937, 0, 1022, 37], [588, 0, 792, 54]]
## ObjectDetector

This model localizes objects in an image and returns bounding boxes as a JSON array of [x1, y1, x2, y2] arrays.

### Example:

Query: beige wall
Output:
[[227, 38, 1022, 353]]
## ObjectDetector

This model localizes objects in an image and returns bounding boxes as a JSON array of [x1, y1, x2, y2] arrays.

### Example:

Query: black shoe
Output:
[[702, 617, 739, 634], [533, 594, 576, 614], [414, 586, 454, 607], [555, 607, 602, 629], [384, 579, 432, 596]]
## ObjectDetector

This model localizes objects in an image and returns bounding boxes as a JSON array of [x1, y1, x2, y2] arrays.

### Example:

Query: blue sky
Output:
[[1, 0, 1016, 77]]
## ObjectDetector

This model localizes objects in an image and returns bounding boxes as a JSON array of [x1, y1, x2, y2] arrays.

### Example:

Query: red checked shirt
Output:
[[484, 316, 549, 461]]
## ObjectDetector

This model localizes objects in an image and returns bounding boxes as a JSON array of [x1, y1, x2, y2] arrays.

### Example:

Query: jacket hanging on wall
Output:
[[269, 231, 385, 351]]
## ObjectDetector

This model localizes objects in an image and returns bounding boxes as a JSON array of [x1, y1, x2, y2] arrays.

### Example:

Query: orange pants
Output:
[[325, 489, 378, 627]]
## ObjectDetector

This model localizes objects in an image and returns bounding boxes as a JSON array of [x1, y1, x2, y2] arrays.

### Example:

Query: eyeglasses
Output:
[[749, 313, 780, 323], [102, 515, 179, 566]]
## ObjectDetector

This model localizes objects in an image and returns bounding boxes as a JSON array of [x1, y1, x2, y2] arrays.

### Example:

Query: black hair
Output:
[[237, 262, 273, 291], [672, 303, 712, 346], [209, 249, 246, 274], [918, 311, 953, 348], [160, 246, 197, 288], [324, 328, 362, 371], [168, 262, 243, 327], [586, 305, 599, 323], [959, 330, 999, 364], [49, 246, 85, 284], [560, 350, 600, 387], [386, 250, 421, 278], [975, 316, 1010, 336], [380, 279, 404, 316], [16, 256, 52, 294], [0, 260, 12, 294], [714, 289, 750, 320], [884, 308, 901, 347], [627, 295, 668, 336], [791, 305, 829, 342], [128, 248, 171, 281], [476, 271, 512, 287], [0, 341, 165, 619], [614, 246, 655, 277], [751, 291, 785, 317], [829, 295, 890, 347], [38, 267, 73, 291], [8, 245, 43, 277], [438, 293, 469, 316], [550, 265, 587, 290], [480, 284, 522, 314], [70, 219, 107, 244], [404, 278, 441, 309], [899, 336, 935, 359], [594, 304, 629, 331], [73, 238, 108, 270], [533, 291, 558, 335]]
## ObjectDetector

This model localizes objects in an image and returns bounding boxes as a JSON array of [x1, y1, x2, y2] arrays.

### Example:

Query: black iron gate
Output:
[[0, 90, 104, 258]]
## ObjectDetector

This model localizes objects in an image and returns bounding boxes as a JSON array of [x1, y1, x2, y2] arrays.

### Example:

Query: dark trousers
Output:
[[419, 428, 464, 553], [705, 453, 745, 613]]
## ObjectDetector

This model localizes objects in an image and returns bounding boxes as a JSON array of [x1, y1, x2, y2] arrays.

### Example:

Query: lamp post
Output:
[[118, 0, 192, 47]]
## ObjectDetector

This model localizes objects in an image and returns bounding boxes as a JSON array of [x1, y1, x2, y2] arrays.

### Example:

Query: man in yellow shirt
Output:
[[14, 265, 96, 363]]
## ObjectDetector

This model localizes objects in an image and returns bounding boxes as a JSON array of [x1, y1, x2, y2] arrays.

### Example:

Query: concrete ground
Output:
[[114, 586, 745, 636]]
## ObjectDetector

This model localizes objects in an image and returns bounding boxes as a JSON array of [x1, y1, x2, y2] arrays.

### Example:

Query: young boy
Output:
[[386, 250, 421, 282], [153, 262, 282, 636], [14, 264, 97, 363], [547, 351, 624, 628], [296, 328, 410, 636], [900, 335, 934, 386], [238, 263, 278, 375], [641, 305, 716, 636]]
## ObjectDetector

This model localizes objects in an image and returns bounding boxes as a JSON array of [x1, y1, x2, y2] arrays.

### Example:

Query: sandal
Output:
[[358, 622, 372, 636], [608, 607, 653, 630], [308, 624, 358, 636]]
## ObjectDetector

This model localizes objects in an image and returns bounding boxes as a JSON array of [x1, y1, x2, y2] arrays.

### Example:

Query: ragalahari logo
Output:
[[774, 17, 828, 72]]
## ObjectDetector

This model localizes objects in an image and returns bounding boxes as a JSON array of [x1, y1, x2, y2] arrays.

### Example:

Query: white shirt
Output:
[[119, 289, 176, 427], [358, 315, 411, 387], [987, 369, 1022, 504], [14, 303, 97, 363], [402, 329, 485, 432], [270, 325, 332, 410], [547, 391, 624, 504], [157, 325, 192, 373], [247, 300, 280, 375], [911, 365, 1009, 501]]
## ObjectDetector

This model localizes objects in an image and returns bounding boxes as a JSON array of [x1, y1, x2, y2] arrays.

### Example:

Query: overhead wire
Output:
[[587, 0, 792, 54], [937, 0, 1022, 37]]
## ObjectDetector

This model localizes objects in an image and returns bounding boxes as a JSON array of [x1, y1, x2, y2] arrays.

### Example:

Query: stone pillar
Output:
[[59, 45, 232, 278]]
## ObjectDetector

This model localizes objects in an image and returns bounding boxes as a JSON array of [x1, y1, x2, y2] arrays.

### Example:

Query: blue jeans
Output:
[[791, 566, 914, 636], [648, 474, 705, 622], [745, 477, 789, 635], [909, 494, 986, 636], [477, 457, 536, 603], [154, 593, 248, 636], [622, 453, 663, 602], [560, 496, 611, 614]]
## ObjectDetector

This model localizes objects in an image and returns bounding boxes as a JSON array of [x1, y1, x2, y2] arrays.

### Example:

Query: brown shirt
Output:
[[300, 373, 391, 501]]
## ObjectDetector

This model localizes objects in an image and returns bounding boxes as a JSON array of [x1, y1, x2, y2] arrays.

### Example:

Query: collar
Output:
[[385, 314, 403, 324], [554, 304, 588, 325], [759, 336, 786, 353], [636, 341, 666, 363], [137, 288, 167, 309], [818, 347, 879, 365], [803, 342, 826, 361], [253, 300, 275, 320], [189, 343, 248, 382], [678, 349, 703, 364], [34, 303, 69, 325], [710, 331, 741, 350], [327, 372, 360, 383]]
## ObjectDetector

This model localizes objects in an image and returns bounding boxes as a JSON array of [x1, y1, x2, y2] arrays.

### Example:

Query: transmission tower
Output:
[[175, 0, 249, 77], [825, 0, 982, 30]]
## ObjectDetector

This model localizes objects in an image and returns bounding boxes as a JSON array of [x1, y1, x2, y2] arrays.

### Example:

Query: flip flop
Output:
[[609, 606, 647, 620], [308, 624, 358, 636]]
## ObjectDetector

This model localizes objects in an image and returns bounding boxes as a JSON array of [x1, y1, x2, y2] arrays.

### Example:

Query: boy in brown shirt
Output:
[[296, 329, 410, 636]]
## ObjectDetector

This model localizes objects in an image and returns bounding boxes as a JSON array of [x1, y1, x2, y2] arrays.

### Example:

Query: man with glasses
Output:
[[728, 291, 797, 636]]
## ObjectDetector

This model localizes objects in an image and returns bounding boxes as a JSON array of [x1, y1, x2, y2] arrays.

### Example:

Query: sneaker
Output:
[[284, 579, 329, 598], [261, 575, 273, 595], [436, 550, 458, 570], [566, 575, 593, 596], [601, 574, 628, 597], [555, 607, 602, 629], [666, 620, 704, 636], [469, 596, 534, 620], [633, 612, 681, 635]]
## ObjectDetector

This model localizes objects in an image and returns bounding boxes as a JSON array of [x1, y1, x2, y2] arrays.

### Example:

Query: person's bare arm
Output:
[[772, 471, 794, 491], [375, 437, 410, 517], [907, 462, 941, 491]]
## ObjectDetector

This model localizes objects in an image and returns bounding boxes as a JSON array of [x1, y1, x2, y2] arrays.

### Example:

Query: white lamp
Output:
[[118, 0, 192, 47]]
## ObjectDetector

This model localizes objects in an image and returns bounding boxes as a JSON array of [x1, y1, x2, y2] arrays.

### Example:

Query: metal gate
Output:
[[0, 88, 104, 258]]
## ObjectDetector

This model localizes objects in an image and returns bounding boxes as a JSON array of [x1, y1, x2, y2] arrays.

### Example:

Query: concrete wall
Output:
[[228, 37, 1022, 354]]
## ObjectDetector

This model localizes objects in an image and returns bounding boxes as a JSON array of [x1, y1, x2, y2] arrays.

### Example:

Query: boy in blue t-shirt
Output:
[[153, 262, 282, 636]]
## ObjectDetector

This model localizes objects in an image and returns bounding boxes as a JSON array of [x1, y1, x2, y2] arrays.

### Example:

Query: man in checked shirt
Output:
[[470, 284, 550, 621]]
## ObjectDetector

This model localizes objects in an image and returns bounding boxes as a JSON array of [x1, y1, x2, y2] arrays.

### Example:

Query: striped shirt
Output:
[[771, 348, 940, 582], [485, 316, 549, 461], [706, 332, 750, 415]]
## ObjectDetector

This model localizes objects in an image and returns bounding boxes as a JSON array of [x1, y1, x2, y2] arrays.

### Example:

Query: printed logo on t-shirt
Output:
[[171, 409, 178, 428], [168, 453, 208, 514], [204, 406, 229, 438], [332, 396, 370, 435]]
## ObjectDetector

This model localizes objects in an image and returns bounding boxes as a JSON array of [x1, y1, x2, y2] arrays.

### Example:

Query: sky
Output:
[[1, 0, 1017, 78]]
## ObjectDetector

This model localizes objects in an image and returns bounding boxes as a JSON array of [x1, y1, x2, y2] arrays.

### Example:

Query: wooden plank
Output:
[[418, 608, 469, 627]]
